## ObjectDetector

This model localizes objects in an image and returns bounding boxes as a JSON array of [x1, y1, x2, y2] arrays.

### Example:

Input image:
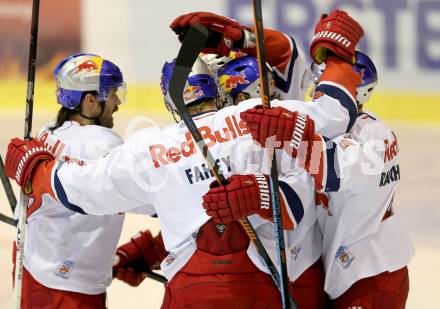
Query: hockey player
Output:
[[11, 53, 164, 309], [4, 10, 364, 309], [239, 51, 414, 308]]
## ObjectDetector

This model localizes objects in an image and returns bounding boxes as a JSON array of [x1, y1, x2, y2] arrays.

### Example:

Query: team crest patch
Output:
[[290, 245, 301, 260], [55, 259, 74, 279], [335, 246, 355, 269], [165, 252, 176, 266]]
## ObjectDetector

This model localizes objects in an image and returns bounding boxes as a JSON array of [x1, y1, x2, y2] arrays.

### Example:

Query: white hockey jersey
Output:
[[43, 72, 357, 281], [316, 112, 415, 299], [23, 121, 124, 295]]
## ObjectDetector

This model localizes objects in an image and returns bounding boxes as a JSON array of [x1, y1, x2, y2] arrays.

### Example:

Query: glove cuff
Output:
[[252, 173, 273, 219], [242, 29, 256, 49]]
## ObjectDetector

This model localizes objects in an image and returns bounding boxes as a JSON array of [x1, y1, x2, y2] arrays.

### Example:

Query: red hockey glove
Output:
[[5, 138, 54, 194], [114, 230, 167, 270], [170, 12, 246, 56], [240, 106, 315, 157], [310, 10, 364, 64], [202, 173, 274, 223], [113, 231, 167, 286], [114, 265, 148, 287]]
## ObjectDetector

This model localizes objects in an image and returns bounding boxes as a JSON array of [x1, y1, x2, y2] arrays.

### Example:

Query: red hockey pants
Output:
[[329, 266, 409, 309]]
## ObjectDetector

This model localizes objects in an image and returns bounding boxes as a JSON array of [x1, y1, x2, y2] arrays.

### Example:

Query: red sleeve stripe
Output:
[[272, 34, 299, 93], [244, 29, 292, 75], [26, 160, 58, 218], [319, 56, 361, 98]]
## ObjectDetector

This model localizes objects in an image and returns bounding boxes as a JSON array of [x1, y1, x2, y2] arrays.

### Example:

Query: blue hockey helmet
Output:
[[160, 57, 218, 114], [54, 53, 126, 109], [353, 51, 378, 105], [217, 55, 275, 102]]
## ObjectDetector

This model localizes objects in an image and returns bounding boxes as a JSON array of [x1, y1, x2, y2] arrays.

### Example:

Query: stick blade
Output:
[[168, 24, 209, 112]]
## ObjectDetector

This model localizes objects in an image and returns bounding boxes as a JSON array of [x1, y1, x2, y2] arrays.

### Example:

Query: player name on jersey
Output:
[[379, 164, 400, 187], [185, 156, 231, 184]]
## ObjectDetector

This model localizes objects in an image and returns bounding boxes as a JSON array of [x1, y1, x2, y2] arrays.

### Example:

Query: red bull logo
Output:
[[219, 72, 250, 93], [75, 60, 99, 73], [183, 85, 204, 102], [183, 85, 201, 95]]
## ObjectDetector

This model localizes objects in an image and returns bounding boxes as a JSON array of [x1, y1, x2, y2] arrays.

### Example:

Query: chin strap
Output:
[[79, 101, 105, 124]]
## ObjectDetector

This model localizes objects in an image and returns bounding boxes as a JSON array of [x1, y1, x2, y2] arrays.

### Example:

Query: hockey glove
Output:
[[5, 138, 54, 194], [240, 106, 316, 158], [113, 231, 167, 287], [310, 10, 364, 64], [114, 267, 148, 287], [170, 12, 254, 56], [202, 173, 274, 223]]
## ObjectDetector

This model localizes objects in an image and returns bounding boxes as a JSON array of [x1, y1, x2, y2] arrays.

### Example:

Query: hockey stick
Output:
[[13, 0, 40, 307], [0, 213, 16, 226], [113, 258, 167, 284], [168, 24, 289, 300], [252, 1, 295, 308], [145, 271, 167, 284], [0, 154, 18, 226], [0, 154, 17, 213]]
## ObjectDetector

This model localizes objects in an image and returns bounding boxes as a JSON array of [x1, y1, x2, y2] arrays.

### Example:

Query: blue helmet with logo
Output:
[[217, 55, 276, 103], [353, 51, 378, 105], [160, 57, 218, 114], [54, 53, 126, 109]]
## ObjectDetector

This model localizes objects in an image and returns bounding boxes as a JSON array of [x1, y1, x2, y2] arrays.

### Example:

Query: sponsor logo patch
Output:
[[335, 246, 355, 269], [55, 259, 74, 279], [291, 245, 301, 260], [165, 252, 176, 266]]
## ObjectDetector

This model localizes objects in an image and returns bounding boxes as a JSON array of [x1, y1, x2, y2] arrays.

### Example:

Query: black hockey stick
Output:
[[145, 271, 167, 284], [0, 154, 18, 226], [252, 1, 295, 308], [167, 24, 286, 297], [113, 257, 167, 284], [0, 213, 16, 226], [0, 154, 17, 213], [14, 0, 40, 307]]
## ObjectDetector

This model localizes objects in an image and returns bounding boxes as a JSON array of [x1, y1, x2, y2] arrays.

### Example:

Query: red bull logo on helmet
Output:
[[75, 60, 99, 73], [218, 72, 250, 93], [183, 85, 204, 103]]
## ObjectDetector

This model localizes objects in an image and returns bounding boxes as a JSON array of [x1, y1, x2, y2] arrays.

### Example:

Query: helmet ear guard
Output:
[[353, 51, 378, 106], [308, 51, 378, 106]]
